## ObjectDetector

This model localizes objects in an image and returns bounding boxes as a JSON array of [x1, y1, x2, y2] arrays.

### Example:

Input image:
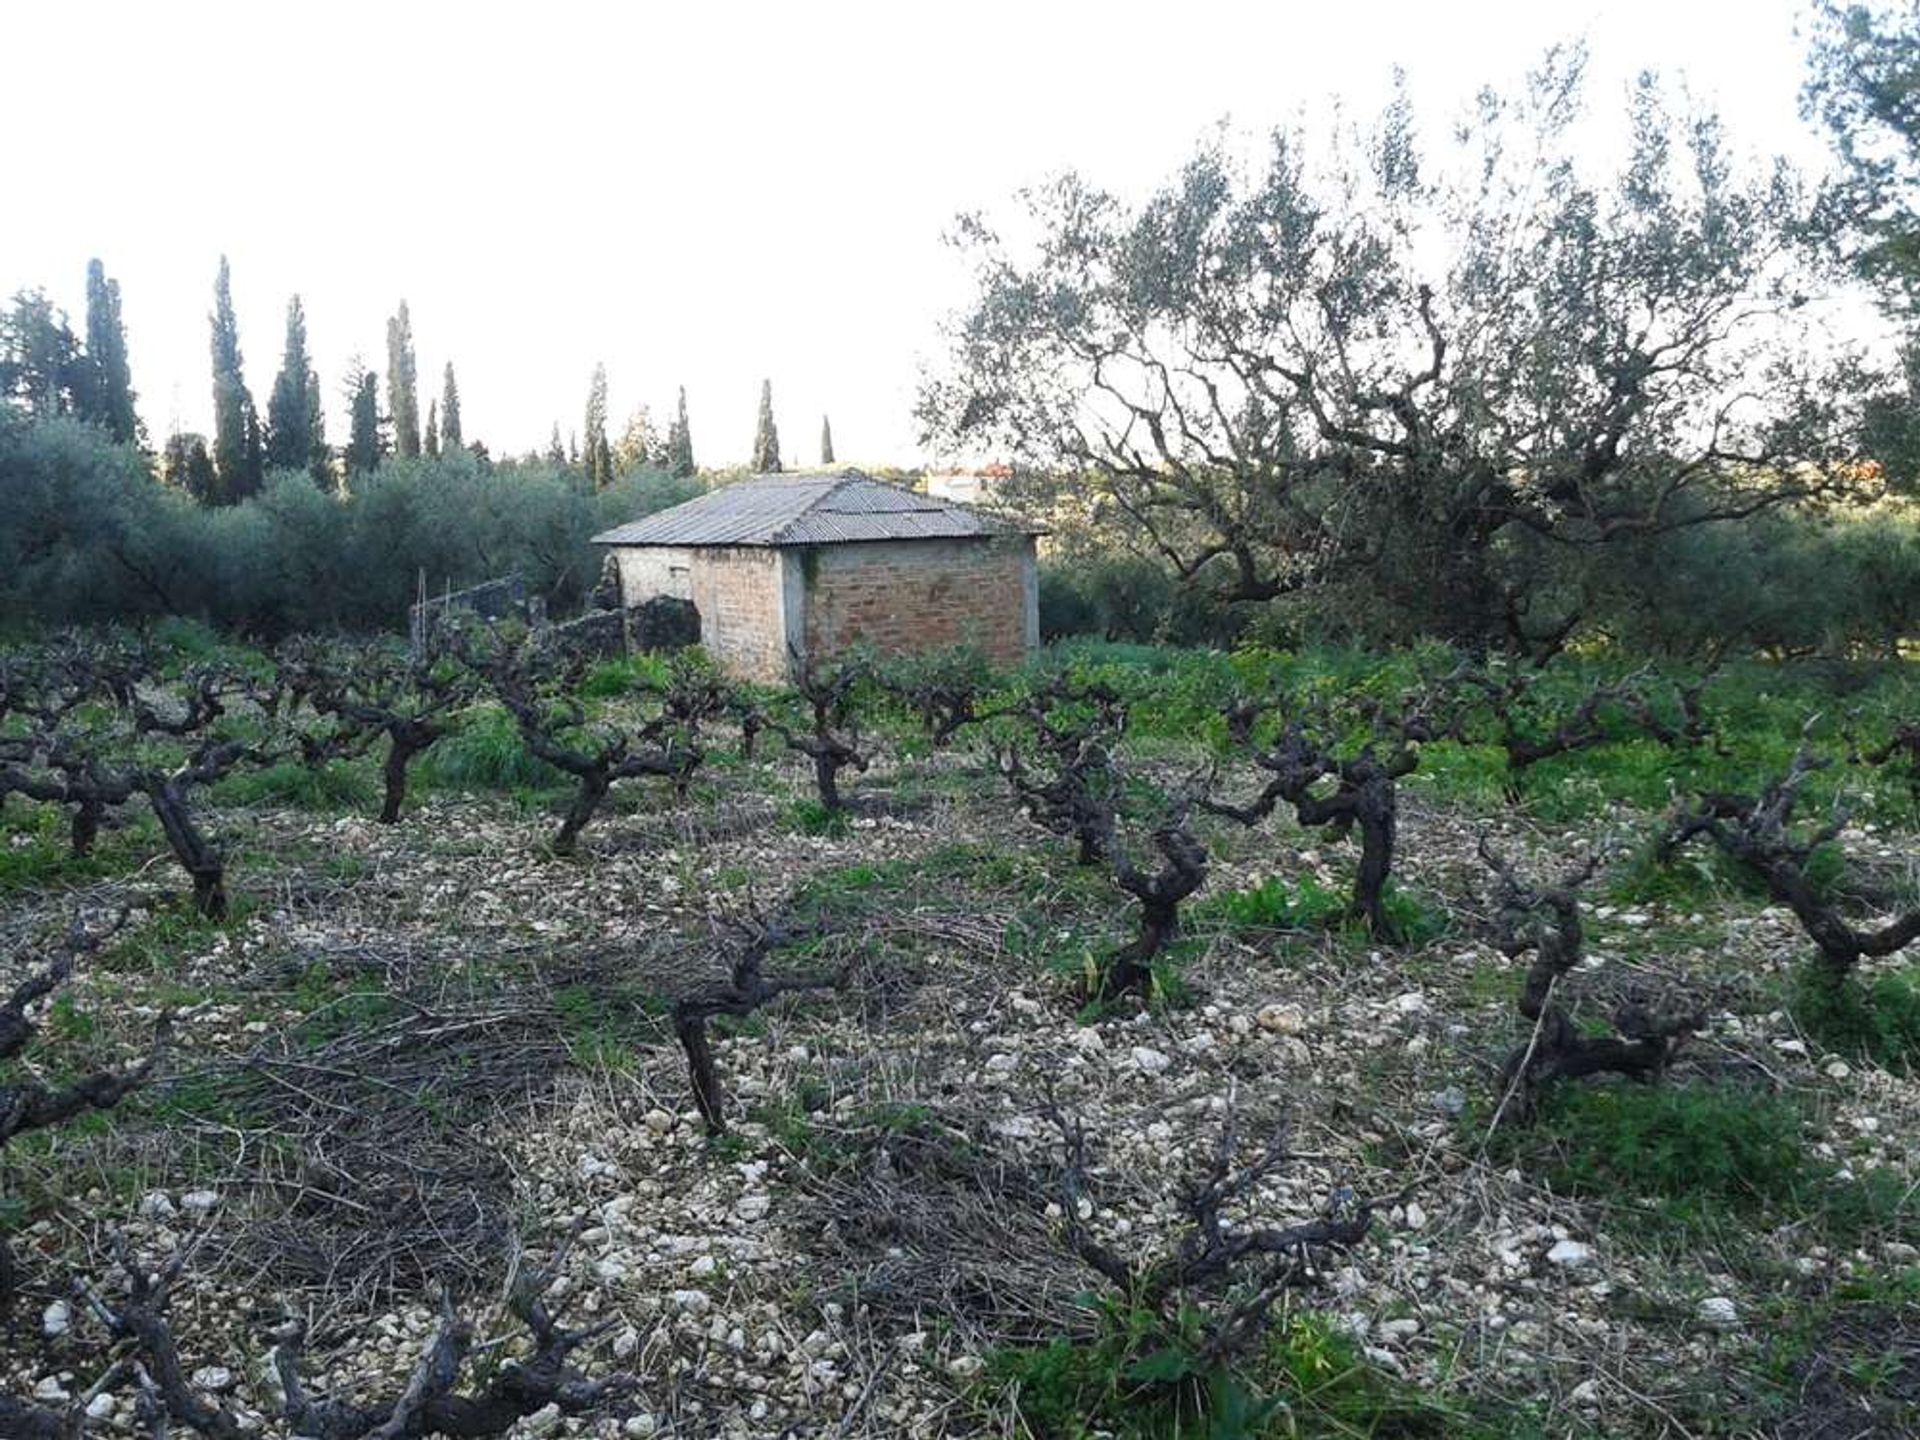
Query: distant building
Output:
[[924, 464, 1014, 505], [591, 470, 1042, 683]]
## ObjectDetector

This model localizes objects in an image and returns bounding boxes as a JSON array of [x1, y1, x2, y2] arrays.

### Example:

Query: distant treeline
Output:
[[0, 415, 697, 636], [0, 255, 828, 502]]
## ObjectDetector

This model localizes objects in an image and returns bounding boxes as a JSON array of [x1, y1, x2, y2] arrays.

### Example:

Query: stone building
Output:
[[590, 470, 1042, 682]]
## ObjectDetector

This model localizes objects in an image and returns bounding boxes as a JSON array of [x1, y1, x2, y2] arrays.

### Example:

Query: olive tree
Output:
[[921, 56, 1865, 650]]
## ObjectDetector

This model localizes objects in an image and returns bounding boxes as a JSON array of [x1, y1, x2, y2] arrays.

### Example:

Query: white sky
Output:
[[2, 0, 1840, 467]]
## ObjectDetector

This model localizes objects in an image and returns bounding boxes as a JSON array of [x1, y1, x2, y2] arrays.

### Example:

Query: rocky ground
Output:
[[4, 737, 1919, 1438]]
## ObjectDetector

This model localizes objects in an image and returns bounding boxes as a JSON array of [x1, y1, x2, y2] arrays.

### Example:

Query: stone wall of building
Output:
[[800, 536, 1036, 667], [687, 546, 790, 683]]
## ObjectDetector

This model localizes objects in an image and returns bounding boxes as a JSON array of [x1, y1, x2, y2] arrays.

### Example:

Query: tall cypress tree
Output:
[[386, 301, 420, 458], [751, 378, 781, 472], [820, 414, 834, 465], [265, 295, 328, 487], [584, 362, 614, 489], [345, 366, 385, 481], [209, 256, 263, 503], [440, 362, 462, 451], [425, 400, 441, 458], [82, 259, 139, 444], [667, 385, 695, 477], [546, 423, 566, 465]]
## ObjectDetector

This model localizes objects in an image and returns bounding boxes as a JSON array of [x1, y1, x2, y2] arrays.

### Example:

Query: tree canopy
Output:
[[920, 57, 1873, 650]]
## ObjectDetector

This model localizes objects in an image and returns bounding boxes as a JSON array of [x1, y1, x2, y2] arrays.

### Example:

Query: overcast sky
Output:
[[3, 0, 1839, 467]]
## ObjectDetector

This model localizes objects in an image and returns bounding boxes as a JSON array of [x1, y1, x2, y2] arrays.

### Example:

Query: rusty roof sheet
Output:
[[590, 471, 1042, 548]]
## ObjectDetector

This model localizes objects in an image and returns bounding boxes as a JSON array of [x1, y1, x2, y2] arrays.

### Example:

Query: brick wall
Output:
[[801, 537, 1035, 667], [688, 546, 789, 683]]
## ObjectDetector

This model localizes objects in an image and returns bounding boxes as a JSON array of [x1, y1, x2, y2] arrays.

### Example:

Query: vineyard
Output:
[[2, 624, 1918, 1438]]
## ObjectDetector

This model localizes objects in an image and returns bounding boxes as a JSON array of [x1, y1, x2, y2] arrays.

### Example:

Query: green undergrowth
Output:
[[1481, 1081, 1916, 1247], [1196, 876, 1450, 947], [552, 979, 670, 1071], [1794, 967, 1920, 1071], [416, 704, 567, 793], [0, 802, 158, 894], [787, 798, 852, 837], [986, 1301, 1471, 1439], [215, 757, 380, 811]]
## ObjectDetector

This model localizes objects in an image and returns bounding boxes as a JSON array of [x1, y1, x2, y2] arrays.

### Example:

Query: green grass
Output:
[[1485, 1082, 1809, 1221], [551, 980, 669, 1072], [1794, 967, 1920, 1070], [417, 704, 567, 793], [1484, 1080, 1917, 1252], [0, 801, 158, 895], [787, 798, 852, 838], [214, 758, 379, 812], [987, 1302, 1461, 1438]]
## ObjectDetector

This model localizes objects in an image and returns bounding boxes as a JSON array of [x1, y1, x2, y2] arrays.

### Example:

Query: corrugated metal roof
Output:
[[591, 470, 1043, 548]]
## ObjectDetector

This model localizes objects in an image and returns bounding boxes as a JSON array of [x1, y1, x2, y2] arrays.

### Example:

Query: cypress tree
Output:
[[441, 362, 463, 451], [546, 424, 566, 465], [265, 295, 329, 487], [751, 378, 781, 472], [82, 259, 140, 444], [386, 301, 420, 458], [820, 413, 834, 465], [425, 399, 441, 458], [584, 362, 614, 489], [666, 385, 695, 477], [209, 256, 263, 503], [345, 366, 384, 480]]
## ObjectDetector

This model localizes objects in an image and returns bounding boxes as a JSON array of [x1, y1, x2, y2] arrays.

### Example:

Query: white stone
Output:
[[524, 1402, 563, 1436], [613, 1326, 640, 1360], [1546, 1240, 1594, 1268], [1377, 1317, 1420, 1342], [1570, 1380, 1601, 1406], [984, 1053, 1017, 1075], [1130, 1046, 1171, 1074], [643, 1109, 675, 1135], [33, 1377, 69, 1402], [736, 1193, 771, 1221], [622, 1416, 657, 1437], [947, 1355, 985, 1379], [689, 1254, 719, 1277], [191, 1365, 235, 1392], [86, 1393, 117, 1421], [1403, 1202, 1428, 1230], [180, 1189, 220, 1216], [671, 1289, 711, 1314], [1697, 1296, 1739, 1328], [42, 1299, 70, 1338], [1826, 1060, 1852, 1079], [138, 1191, 177, 1220], [1256, 1003, 1305, 1035]]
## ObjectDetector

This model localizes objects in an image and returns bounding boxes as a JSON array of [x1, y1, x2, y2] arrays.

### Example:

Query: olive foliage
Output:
[[921, 55, 1870, 650]]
